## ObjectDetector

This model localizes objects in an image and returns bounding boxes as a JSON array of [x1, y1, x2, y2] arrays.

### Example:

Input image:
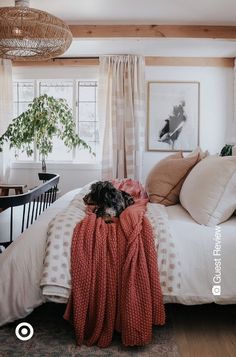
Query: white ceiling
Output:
[[1, 0, 236, 25], [1, 0, 236, 57]]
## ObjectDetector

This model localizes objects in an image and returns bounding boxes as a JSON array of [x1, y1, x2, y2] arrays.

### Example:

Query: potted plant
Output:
[[0, 94, 93, 172]]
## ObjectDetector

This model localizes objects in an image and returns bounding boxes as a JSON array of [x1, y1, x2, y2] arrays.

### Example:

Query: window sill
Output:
[[11, 161, 101, 171]]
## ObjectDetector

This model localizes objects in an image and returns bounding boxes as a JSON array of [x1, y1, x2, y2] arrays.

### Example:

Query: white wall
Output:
[[13, 65, 99, 80], [142, 65, 234, 181], [9, 64, 234, 193]]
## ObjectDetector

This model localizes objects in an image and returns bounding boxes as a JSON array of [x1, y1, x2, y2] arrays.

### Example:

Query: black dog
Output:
[[83, 181, 134, 223]]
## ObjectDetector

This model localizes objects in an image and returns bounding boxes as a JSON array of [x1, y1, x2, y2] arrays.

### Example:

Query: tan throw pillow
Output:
[[180, 156, 236, 226], [145, 152, 200, 206]]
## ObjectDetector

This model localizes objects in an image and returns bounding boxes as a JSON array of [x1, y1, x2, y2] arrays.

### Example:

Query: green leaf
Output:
[[0, 94, 95, 165]]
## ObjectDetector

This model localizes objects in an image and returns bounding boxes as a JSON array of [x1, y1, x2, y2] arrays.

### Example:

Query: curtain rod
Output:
[[53, 57, 99, 60]]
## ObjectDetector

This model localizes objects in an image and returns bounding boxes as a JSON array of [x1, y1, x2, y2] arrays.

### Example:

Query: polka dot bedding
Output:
[[146, 203, 181, 296], [40, 186, 89, 303], [40, 183, 181, 304]]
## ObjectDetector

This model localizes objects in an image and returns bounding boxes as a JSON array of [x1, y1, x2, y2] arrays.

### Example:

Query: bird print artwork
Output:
[[158, 101, 187, 150]]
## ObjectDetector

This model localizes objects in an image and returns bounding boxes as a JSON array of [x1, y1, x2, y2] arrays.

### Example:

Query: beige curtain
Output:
[[98, 55, 145, 181], [230, 59, 236, 143], [0, 59, 13, 183]]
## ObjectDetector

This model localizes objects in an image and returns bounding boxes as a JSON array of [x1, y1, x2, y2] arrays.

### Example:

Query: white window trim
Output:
[[11, 161, 101, 171]]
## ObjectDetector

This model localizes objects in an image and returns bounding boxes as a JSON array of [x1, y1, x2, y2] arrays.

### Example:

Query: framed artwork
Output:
[[147, 81, 200, 152]]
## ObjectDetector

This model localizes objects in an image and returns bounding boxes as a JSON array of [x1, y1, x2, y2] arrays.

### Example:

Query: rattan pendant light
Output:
[[0, 0, 72, 61]]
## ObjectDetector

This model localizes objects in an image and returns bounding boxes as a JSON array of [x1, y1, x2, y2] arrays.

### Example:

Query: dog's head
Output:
[[83, 181, 122, 207]]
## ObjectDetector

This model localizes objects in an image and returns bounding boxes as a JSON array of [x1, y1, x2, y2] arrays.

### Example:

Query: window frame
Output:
[[76, 80, 99, 162], [11, 77, 100, 166]]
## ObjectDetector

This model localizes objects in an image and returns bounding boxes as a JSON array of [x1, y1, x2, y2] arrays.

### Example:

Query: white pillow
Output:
[[180, 156, 236, 226]]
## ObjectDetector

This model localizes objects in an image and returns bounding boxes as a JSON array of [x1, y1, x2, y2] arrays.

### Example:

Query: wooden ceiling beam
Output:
[[69, 25, 236, 39], [12, 57, 234, 67]]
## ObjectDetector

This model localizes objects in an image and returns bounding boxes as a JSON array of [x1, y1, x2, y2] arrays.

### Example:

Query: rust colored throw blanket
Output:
[[64, 183, 165, 348]]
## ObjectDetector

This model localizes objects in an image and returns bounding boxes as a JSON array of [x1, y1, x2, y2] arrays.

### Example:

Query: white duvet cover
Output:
[[0, 188, 236, 327], [166, 205, 236, 304]]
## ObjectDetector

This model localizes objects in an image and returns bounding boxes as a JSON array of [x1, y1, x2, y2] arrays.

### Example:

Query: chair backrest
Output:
[[0, 173, 60, 248]]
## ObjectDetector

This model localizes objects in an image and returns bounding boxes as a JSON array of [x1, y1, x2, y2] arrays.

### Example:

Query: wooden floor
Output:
[[170, 304, 236, 357]]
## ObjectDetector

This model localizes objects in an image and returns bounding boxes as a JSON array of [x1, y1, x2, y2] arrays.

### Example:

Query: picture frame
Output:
[[147, 81, 200, 152]]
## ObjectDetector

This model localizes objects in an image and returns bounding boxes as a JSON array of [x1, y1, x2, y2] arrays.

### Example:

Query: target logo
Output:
[[15, 322, 34, 341]]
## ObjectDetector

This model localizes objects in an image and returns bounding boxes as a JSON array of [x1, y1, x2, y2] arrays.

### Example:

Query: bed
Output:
[[0, 184, 236, 328]]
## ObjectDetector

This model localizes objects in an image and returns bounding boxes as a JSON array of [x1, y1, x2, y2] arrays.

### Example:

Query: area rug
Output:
[[0, 303, 180, 357]]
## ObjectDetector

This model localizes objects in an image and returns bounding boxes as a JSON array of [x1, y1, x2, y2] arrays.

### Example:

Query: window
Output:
[[77, 81, 99, 163], [39, 81, 73, 107], [13, 79, 99, 164], [39, 80, 74, 162], [13, 81, 35, 117], [13, 81, 35, 161]]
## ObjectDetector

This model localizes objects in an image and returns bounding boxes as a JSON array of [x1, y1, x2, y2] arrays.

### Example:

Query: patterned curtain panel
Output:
[[98, 55, 145, 180], [0, 59, 13, 182]]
